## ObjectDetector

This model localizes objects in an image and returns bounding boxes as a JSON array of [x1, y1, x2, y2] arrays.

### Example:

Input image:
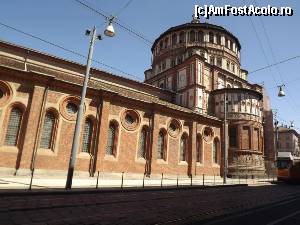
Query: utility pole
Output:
[[273, 110, 279, 163], [65, 26, 99, 189], [223, 91, 228, 184]]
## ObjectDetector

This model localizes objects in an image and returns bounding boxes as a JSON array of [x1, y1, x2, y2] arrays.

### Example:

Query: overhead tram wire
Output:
[[253, 0, 300, 113], [248, 55, 300, 74], [114, 0, 134, 17], [73, 0, 153, 46], [242, 0, 278, 86], [0, 22, 143, 81], [243, 0, 299, 119]]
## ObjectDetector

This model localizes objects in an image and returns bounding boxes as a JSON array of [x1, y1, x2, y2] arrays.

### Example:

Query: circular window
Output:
[[121, 110, 140, 131], [168, 119, 181, 138], [170, 123, 176, 132], [125, 114, 134, 125], [59, 96, 82, 121], [203, 127, 214, 143], [66, 103, 78, 114], [0, 81, 13, 107]]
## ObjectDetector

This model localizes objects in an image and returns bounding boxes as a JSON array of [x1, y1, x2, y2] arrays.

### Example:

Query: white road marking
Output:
[[202, 198, 300, 225], [266, 209, 300, 225]]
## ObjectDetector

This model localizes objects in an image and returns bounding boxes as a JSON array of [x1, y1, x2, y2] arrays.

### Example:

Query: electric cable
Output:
[[0, 21, 143, 81]]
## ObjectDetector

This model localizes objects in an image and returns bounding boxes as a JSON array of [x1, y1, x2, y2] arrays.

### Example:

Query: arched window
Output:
[[209, 32, 214, 43], [159, 41, 163, 50], [5, 107, 23, 146], [216, 34, 221, 44], [172, 33, 177, 45], [210, 56, 215, 65], [164, 37, 169, 48], [138, 127, 148, 159], [225, 37, 229, 48], [179, 32, 185, 43], [82, 118, 93, 153], [180, 134, 188, 162], [189, 30, 195, 42], [198, 31, 204, 42], [157, 130, 166, 160], [213, 138, 219, 164], [106, 121, 118, 156], [196, 134, 202, 163], [40, 111, 56, 149]]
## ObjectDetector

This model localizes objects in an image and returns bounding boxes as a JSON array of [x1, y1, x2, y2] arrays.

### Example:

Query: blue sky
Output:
[[1, 0, 299, 129]]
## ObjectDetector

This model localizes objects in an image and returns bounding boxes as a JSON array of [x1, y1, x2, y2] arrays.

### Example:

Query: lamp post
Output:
[[65, 23, 115, 189]]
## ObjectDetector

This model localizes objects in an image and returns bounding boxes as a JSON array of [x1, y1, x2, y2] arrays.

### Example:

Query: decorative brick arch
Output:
[[0, 81, 13, 108]]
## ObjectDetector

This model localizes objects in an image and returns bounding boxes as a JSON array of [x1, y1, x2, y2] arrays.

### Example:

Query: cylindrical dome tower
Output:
[[211, 88, 265, 177], [144, 16, 266, 177]]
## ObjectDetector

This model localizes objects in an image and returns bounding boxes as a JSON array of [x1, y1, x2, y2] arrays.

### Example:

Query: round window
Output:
[[66, 103, 78, 114], [169, 123, 177, 132], [125, 114, 134, 125], [121, 110, 140, 131], [168, 119, 181, 138], [203, 127, 214, 143]]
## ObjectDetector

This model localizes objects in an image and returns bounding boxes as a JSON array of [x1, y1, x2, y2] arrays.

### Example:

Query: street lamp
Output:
[[65, 23, 115, 189], [104, 19, 115, 37], [277, 84, 285, 97]]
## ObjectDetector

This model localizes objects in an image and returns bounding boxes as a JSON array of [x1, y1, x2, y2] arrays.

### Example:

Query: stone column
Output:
[[148, 110, 159, 175], [94, 96, 110, 172], [250, 125, 254, 150], [17, 85, 46, 174], [188, 121, 197, 176]]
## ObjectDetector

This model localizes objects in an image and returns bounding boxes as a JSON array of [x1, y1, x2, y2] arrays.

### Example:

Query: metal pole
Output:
[[121, 172, 124, 189], [29, 168, 34, 190], [223, 91, 228, 184], [161, 173, 163, 188], [142, 173, 145, 188], [96, 171, 100, 189], [177, 174, 179, 188], [190, 174, 193, 186], [65, 26, 97, 189], [202, 174, 205, 186]]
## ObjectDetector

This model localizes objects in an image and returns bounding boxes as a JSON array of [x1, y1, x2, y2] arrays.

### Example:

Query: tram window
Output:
[[277, 160, 290, 169]]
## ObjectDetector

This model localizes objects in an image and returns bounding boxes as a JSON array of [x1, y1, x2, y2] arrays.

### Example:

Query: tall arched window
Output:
[[180, 135, 187, 162], [189, 30, 195, 42], [5, 107, 23, 146], [40, 111, 56, 149], [196, 134, 202, 163], [138, 127, 148, 159], [213, 138, 219, 164], [216, 34, 221, 44], [82, 118, 93, 153], [209, 32, 214, 43], [179, 32, 185, 43], [164, 37, 169, 48], [106, 121, 118, 156], [225, 37, 229, 48], [172, 33, 177, 45], [157, 130, 166, 160], [198, 31, 204, 42]]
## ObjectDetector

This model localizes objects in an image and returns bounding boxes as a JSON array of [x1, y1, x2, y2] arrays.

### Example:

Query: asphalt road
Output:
[[0, 183, 300, 225]]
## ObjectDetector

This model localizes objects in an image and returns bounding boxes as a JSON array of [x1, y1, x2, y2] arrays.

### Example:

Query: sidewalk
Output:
[[0, 173, 276, 193]]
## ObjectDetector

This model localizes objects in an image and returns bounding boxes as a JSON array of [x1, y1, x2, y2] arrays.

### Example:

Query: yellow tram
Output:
[[277, 152, 300, 182]]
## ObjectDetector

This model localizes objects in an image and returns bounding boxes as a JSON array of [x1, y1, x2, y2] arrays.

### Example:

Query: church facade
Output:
[[0, 18, 267, 177]]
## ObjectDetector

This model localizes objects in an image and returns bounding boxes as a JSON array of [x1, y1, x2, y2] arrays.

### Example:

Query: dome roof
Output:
[[151, 22, 241, 52]]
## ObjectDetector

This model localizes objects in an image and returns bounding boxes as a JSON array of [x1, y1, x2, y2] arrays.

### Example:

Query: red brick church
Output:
[[0, 18, 273, 178]]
